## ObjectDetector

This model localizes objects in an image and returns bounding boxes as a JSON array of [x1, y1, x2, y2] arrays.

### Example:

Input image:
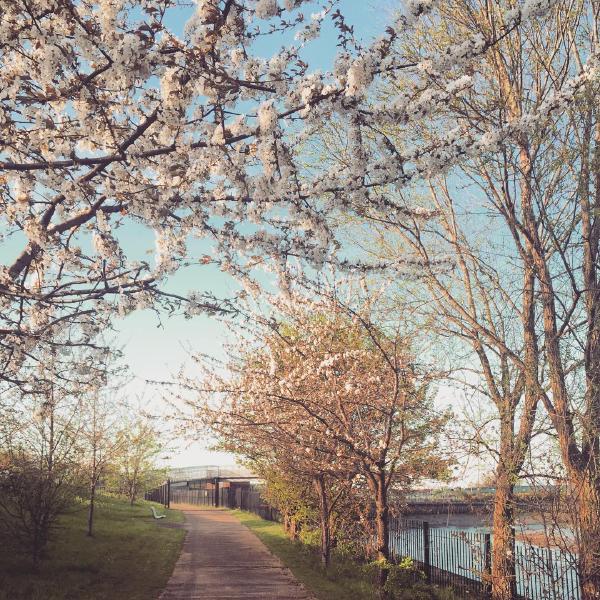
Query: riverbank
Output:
[[410, 512, 574, 549]]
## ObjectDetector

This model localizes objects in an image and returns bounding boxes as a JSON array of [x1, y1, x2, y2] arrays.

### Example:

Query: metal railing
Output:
[[390, 518, 580, 600], [234, 489, 281, 522], [169, 487, 216, 506]]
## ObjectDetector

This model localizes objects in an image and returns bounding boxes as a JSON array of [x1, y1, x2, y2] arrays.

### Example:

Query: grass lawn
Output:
[[0, 495, 185, 600], [232, 510, 379, 600]]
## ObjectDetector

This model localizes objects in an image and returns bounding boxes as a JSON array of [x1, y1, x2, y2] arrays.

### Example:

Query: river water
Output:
[[395, 514, 579, 600]]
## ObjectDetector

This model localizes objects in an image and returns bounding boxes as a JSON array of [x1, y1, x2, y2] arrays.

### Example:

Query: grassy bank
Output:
[[232, 510, 461, 600], [0, 495, 184, 600], [232, 509, 377, 600]]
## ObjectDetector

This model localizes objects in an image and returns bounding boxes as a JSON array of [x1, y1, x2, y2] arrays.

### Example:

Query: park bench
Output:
[[151, 506, 166, 519]]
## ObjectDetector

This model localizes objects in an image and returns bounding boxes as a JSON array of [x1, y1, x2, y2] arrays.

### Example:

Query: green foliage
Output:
[[0, 495, 184, 600], [362, 556, 422, 596], [105, 417, 165, 504], [258, 465, 316, 530], [333, 537, 365, 559], [299, 526, 321, 548]]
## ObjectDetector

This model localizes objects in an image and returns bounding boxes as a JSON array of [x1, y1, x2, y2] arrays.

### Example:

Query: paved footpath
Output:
[[159, 506, 315, 600]]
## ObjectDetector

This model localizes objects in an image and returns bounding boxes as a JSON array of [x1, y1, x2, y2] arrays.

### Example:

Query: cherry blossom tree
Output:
[[193, 320, 357, 567], [0, 0, 566, 393], [184, 281, 451, 584]]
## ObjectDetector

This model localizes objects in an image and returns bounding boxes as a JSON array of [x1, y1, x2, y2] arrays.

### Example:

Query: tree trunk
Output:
[[284, 514, 299, 540], [289, 517, 299, 540], [491, 472, 516, 600], [573, 474, 600, 600], [577, 107, 600, 600], [129, 480, 136, 505], [373, 472, 390, 596], [283, 513, 291, 535], [313, 476, 331, 567], [32, 528, 42, 571], [31, 510, 49, 570], [87, 478, 97, 537]]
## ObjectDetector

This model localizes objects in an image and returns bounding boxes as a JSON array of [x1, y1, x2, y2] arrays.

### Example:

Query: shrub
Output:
[[0, 452, 84, 567]]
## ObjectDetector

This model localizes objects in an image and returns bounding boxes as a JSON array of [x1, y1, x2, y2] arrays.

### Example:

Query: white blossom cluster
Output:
[[0, 0, 581, 390]]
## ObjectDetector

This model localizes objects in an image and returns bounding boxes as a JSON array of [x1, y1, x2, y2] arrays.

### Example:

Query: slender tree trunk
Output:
[[489, 251, 538, 600], [313, 475, 331, 567], [534, 246, 600, 600], [374, 488, 390, 561], [88, 437, 98, 536], [32, 526, 42, 571], [373, 472, 390, 596], [283, 513, 291, 535], [526, 227, 600, 600], [283, 513, 299, 540], [289, 517, 299, 540], [491, 469, 516, 600], [87, 478, 97, 537], [129, 478, 136, 505], [576, 102, 600, 600]]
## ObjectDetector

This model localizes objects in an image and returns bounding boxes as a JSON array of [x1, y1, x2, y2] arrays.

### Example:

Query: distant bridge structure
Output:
[[147, 464, 263, 510], [149, 470, 555, 516], [404, 485, 557, 515], [167, 465, 257, 483]]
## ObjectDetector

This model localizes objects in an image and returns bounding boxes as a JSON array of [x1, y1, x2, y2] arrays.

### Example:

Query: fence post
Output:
[[484, 532, 492, 598], [423, 521, 431, 583], [546, 547, 557, 600], [166, 479, 171, 509], [214, 479, 220, 507]]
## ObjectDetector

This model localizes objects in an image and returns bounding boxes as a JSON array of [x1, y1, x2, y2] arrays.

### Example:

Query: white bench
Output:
[[151, 506, 166, 519]]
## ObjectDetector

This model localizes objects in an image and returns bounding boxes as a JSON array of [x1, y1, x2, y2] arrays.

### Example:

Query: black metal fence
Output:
[[390, 518, 580, 600], [232, 488, 281, 522], [144, 480, 170, 507], [149, 481, 281, 521], [169, 487, 216, 506], [515, 543, 579, 600]]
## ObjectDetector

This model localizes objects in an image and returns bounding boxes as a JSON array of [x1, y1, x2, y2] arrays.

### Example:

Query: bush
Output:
[[298, 526, 321, 549], [0, 452, 84, 567], [362, 556, 461, 600]]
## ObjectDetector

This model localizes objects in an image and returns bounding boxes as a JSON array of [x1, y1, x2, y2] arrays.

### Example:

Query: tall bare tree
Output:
[[340, 1, 600, 597]]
